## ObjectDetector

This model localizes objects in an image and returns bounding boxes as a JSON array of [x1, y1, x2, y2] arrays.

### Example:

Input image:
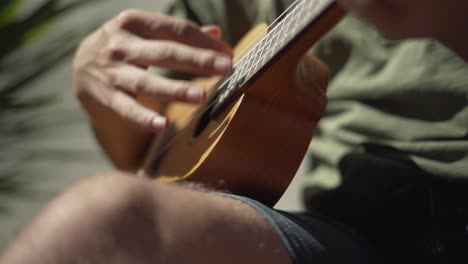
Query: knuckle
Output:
[[170, 82, 191, 98], [104, 41, 127, 61], [172, 20, 198, 37], [142, 12, 164, 31], [139, 114, 154, 128], [127, 105, 153, 128], [116, 9, 140, 28], [100, 89, 115, 109], [195, 52, 217, 68], [105, 68, 119, 88], [129, 76, 147, 94], [109, 93, 130, 118], [151, 43, 172, 62]]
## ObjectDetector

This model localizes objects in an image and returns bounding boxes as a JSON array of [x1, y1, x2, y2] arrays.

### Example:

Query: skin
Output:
[[73, 9, 327, 171], [73, 10, 234, 171], [0, 9, 328, 264], [0, 173, 292, 264], [74, 3, 468, 171], [2, 1, 468, 263], [337, 0, 468, 60]]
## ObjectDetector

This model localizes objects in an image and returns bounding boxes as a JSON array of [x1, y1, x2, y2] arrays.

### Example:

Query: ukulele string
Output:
[[199, 0, 304, 101], [185, 0, 306, 116], [229, 0, 304, 68], [146, 0, 307, 167], [146, 0, 306, 166]]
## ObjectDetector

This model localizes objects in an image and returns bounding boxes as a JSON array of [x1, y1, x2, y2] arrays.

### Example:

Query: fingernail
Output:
[[152, 116, 168, 130], [186, 87, 205, 103], [214, 56, 232, 74], [201, 25, 222, 39]]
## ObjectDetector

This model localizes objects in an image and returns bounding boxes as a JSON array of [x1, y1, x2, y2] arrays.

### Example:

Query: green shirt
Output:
[[166, 0, 468, 212]]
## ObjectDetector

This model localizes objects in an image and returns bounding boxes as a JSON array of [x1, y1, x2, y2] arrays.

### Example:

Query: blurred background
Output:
[[0, 0, 304, 247], [0, 0, 170, 246]]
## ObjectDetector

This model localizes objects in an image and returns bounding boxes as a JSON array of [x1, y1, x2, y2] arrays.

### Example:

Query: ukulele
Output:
[[139, 0, 345, 206]]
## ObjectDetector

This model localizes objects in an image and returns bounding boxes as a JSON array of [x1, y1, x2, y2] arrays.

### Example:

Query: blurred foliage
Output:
[[0, 0, 99, 110], [0, 0, 101, 194]]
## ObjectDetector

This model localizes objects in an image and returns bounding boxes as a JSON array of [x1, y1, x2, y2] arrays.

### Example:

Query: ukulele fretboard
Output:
[[211, 0, 335, 114]]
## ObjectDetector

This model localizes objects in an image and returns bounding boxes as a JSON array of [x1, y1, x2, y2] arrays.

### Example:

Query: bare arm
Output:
[[338, 0, 468, 61]]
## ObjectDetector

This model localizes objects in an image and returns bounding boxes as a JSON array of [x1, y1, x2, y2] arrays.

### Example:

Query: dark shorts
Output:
[[223, 148, 468, 264], [224, 194, 382, 264]]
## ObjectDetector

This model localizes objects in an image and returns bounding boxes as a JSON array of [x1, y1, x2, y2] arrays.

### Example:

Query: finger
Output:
[[296, 54, 329, 95], [109, 91, 168, 131], [116, 9, 232, 56], [111, 35, 232, 75], [201, 25, 222, 39], [107, 64, 205, 103]]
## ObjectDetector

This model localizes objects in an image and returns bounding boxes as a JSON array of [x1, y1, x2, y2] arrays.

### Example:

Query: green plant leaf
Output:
[[0, 0, 102, 60], [0, 0, 22, 29]]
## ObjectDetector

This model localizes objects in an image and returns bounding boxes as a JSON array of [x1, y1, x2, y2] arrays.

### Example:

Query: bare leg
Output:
[[0, 172, 291, 264]]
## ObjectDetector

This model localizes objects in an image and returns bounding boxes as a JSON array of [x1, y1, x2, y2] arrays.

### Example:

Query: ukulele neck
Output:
[[211, 0, 344, 116]]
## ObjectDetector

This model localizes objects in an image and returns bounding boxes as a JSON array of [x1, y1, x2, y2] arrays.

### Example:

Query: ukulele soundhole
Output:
[[193, 102, 214, 138], [211, 76, 245, 117], [193, 77, 243, 138]]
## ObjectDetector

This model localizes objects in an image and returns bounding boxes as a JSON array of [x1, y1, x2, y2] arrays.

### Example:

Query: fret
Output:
[[280, 7, 296, 44], [211, 0, 340, 116], [235, 0, 311, 85], [259, 31, 275, 66], [278, 0, 303, 47], [227, 66, 240, 90], [290, 0, 306, 35], [229, 0, 335, 94], [303, 1, 316, 24], [245, 48, 259, 81], [237, 58, 252, 87], [307, 0, 321, 15], [265, 23, 283, 63], [242, 0, 333, 84], [238, 45, 254, 69], [248, 41, 268, 79], [237, 46, 257, 86], [275, 24, 287, 55], [276, 19, 291, 52]]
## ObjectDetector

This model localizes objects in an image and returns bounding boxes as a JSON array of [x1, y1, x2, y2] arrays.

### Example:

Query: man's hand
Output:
[[73, 9, 233, 131], [295, 54, 328, 116], [73, 9, 233, 170]]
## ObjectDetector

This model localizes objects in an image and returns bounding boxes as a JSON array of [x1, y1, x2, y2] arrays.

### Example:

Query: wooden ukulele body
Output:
[[141, 6, 344, 206]]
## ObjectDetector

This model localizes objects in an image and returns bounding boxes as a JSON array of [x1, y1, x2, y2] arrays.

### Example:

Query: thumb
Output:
[[295, 54, 329, 95]]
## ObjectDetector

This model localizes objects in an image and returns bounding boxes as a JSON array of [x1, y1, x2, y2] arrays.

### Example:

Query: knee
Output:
[[55, 171, 157, 228], [56, 172, 162, 260], [39, 171, 157, 232], [1, 172, 162, 263], [67, 172, 151, 207]]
